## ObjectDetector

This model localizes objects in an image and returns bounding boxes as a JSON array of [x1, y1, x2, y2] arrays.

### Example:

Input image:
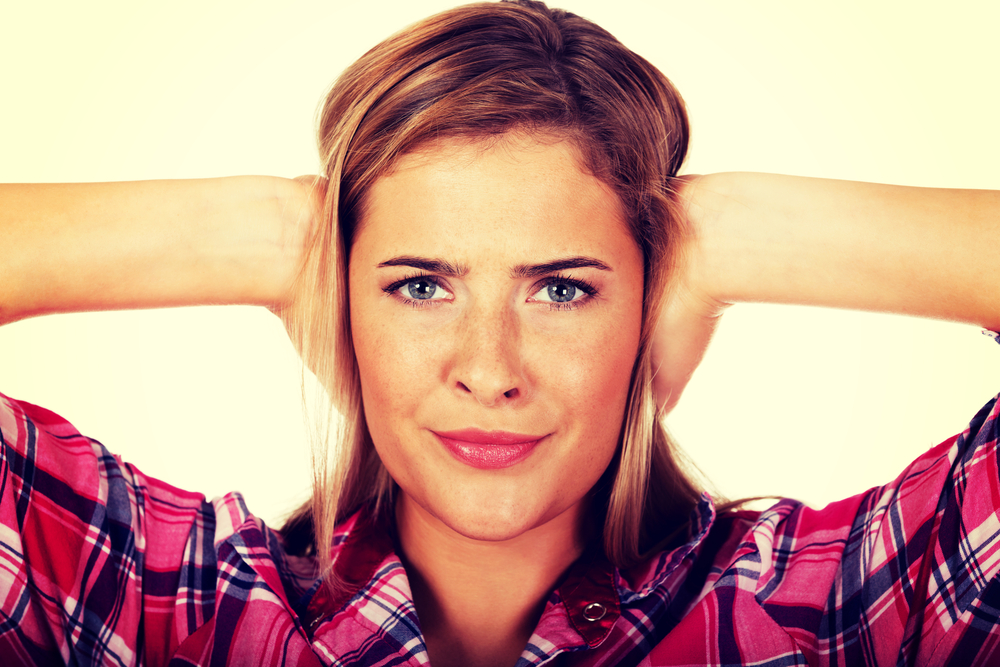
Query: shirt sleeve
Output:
[[753, 392, 1000, 665], [0, 393, 217, 667]]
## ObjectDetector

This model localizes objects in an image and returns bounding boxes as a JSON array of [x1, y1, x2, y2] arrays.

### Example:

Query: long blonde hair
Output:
[[282, 0, 703, 590]]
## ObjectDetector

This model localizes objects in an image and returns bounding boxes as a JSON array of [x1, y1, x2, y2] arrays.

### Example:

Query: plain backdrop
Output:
[[2, 1, 998, 526]]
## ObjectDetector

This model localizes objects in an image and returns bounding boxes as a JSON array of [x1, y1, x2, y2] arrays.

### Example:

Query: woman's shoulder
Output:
[[0, 392, 214, 655], [715, 392, 1000, 662], [633, 394, 1000, 665], [748, 392, 997, 547], [0, 390, 208, 510], [0, 391, 322, 664]]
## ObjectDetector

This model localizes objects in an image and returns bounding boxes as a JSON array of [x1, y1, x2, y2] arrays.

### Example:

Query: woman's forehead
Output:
[[353, 134, 634, 264]]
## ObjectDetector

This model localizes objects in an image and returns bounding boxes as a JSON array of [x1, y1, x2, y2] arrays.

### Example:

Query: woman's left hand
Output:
[[650, 175, 730, 415]]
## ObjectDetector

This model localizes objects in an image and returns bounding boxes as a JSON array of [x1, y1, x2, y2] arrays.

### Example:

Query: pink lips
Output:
[[433, 428, 545, 469]]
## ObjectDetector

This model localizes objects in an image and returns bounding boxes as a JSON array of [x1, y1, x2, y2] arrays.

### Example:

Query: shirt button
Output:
[[582, 602, 607, 622]]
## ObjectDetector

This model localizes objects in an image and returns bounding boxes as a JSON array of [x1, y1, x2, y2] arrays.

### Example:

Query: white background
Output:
[[2, 1, 998, 525]]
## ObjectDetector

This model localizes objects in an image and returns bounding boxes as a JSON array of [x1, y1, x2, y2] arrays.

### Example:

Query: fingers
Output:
[[651, 285, 726, 416]]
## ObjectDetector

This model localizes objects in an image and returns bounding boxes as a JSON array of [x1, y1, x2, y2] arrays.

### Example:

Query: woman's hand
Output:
[[270, 175, 326, 357], [269, 175, 326, 307], [651, 175, 731, 415]]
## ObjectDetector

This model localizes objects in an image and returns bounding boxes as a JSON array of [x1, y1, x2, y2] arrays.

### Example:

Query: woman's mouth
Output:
[[432, 429, 546, 469]]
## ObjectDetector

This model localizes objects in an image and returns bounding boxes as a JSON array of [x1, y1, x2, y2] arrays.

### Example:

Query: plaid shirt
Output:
[[2, 388, 1000, 666]]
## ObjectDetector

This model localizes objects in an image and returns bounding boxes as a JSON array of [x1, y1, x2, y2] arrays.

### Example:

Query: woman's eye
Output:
[[540, 282, 579, 303], [530, 279, 592, 306], [388, 277, 452, 303]]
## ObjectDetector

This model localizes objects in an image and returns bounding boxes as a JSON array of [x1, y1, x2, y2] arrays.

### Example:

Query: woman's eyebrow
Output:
[[377, 256, 469, 276], [376, 255, 612, 278], [511, 256, 613, 278]]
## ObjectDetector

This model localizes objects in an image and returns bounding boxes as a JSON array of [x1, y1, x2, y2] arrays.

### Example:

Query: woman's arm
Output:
[[654, 173, 1000, 412], [0, 176, 317, 325], [691, 173, 1000, 325]]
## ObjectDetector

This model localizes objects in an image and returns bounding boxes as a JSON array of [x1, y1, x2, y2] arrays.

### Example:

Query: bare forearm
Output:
[[690, 172, 1000, 329], [0, 176, 310, 324]]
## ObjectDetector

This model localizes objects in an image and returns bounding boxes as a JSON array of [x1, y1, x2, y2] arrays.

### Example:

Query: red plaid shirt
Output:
[[2, 387, 1000, 666]]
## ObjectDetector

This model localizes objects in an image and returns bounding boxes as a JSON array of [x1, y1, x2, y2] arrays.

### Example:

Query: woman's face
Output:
[[349, 134, 645, 543]]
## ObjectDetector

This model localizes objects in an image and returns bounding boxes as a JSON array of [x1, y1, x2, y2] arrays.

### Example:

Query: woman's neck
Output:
[[395, 494, 592, 667]]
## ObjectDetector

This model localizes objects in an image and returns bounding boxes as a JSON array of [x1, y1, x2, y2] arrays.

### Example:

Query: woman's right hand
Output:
[[270, 175, 326, 358], [268, 175, 326, 306]]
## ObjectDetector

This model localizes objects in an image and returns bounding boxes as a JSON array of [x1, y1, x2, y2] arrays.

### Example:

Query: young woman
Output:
[[2, 2, 998, 666]]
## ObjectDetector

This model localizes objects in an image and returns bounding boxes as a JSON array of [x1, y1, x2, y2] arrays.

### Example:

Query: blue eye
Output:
[[546, 283, 577, 303], [383, 274, 453, 306], [406, 279, 439, 300], [383, 273, 596, 309], [530, 276, 597, 309]]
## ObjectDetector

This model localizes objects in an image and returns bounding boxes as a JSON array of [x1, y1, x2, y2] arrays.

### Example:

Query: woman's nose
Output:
[[449, 304, 524, 407]]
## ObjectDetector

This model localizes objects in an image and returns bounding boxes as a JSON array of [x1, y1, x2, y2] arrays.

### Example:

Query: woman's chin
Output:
[[440, 507, 544, 543], [406, 485, 584, 547]]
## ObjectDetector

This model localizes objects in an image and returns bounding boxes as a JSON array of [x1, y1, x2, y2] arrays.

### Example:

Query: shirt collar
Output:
[[298, 508, 394, 635], [297, 493, 717, 648], [615, 492, 716, 605]]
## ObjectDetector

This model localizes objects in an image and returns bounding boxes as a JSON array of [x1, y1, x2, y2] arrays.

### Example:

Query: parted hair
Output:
[[282, 0, 703, 592]]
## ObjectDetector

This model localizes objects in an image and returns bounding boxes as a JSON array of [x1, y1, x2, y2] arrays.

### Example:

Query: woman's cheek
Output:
[[367, 316, 451, 430], [571, 313, 640, 400]]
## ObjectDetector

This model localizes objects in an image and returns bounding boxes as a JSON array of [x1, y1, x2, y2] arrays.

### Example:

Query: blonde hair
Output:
[[282, 0, 704, 589]]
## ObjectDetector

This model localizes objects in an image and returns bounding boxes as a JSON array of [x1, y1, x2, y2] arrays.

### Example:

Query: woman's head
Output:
[[349, 134, 645, 546], [289, 0, 701, 579], [324, 0, 688, 281]]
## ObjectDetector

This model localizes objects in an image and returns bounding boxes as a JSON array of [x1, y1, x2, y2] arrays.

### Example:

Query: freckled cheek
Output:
[[353, 308, 443, 429], [354, 320, 453, 489], [542, 314, 641, 429]]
